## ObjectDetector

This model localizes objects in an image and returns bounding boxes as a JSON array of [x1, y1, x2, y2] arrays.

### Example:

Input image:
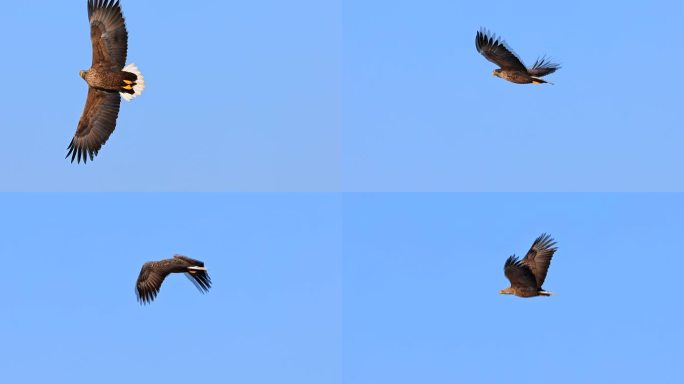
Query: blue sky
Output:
[[0, 194, 342, 383], [343, 194, 684, 383]]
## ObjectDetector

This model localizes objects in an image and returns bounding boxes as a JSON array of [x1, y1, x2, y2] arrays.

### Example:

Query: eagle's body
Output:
[[493, 69, 541, 85], [500, 234, 557, 298], [82, 67, 137, 92], [68, 0, 145, 164], [135, 255, 211, 305], [476, 28, 560, 85]]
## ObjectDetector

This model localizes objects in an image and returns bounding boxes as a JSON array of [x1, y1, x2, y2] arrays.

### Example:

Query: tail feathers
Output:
[[532, 77, 553, 85], [539, 290, 555, 296], [121, 63, 145, 101]]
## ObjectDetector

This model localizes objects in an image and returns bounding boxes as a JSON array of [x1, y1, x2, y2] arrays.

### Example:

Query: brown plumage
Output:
[[135, 255, 211, 305], [68, 0, 145, 164], [500, 234, 557, 298], [476, 28, 560, 84]]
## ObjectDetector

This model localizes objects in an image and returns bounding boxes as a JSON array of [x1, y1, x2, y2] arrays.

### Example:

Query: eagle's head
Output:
[[79, 70, 88, 79], [492, 69, 502, 78]]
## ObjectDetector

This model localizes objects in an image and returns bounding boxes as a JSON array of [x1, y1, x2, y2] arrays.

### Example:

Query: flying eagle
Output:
[[476, 28, 560, 84], [500, 234, 558, 298], [68, 0, 145, 163], [135, 255, 211, 304]]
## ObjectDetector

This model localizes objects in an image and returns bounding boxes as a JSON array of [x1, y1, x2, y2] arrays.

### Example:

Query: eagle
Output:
[[500, 234, 558, 298], [476, 28, 560, 84], [68, 0, 145, 163], [135, 255, 211, 305]]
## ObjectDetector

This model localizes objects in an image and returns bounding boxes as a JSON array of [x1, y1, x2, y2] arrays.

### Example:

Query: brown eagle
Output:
[[135, 255, 211, 305], [500, 234, 557, 298], [476, 28, 560, 84], [68, 0, 145, 163]]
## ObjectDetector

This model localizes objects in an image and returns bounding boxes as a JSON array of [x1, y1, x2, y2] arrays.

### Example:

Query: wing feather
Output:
[[184, 271, 212, 293], [173, 254, 205, 267], [504, 255, 537, 289], [522, 233, 557, 288], [527, 57, 561, 77], [89, 0, 128, 70], [136, 262, 172, 304], [476, 29, 527, 71], [67, 88, 120, 163]]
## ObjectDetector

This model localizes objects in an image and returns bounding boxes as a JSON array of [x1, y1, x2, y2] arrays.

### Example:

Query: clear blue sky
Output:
[[0, 194, 342, 383], [1, 1, 683, 191], [343, 194, 684, 383]]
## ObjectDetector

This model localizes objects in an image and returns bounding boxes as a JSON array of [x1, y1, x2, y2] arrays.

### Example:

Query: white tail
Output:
[[121, 63, 145, 101]]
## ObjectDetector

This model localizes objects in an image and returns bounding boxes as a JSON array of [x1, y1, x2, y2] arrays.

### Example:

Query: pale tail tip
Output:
[[121, 63, 145, 101]]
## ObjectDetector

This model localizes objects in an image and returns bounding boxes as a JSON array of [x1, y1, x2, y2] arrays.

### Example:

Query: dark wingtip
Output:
[[535, 233, 558, 251]]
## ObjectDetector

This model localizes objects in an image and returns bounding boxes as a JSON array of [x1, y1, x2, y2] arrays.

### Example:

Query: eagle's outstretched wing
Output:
[[522, 233, 557, 288], [89, 0, 128, 70], [476, 29, 526, 71], [136, 262, 173, 304], [67, 88, 121, 163]]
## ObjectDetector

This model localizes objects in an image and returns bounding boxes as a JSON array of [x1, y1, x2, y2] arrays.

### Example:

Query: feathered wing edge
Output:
[[475, 27, 527, 71], [184, 271, 212, 293], [527, 56, 561, 77], [135, 264, 167, 305], [503, 255, 538, 289]]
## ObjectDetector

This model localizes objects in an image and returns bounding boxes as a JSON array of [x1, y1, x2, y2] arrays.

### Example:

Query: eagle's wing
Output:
[[522, 233, 557, 288], [527, 57, 561, 77], [89, 0, 128, 70], [174, 255, 212, 292], [476, 29, 527, 71], [173, 254, 205, 267], [504, 255, 537, 289], [67, 88, 121, 163], [136, 262, 172, 304], [183, 271, 212, 293]]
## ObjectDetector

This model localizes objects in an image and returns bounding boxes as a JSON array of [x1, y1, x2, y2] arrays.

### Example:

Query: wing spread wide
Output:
[[476, 29, 527, 71], [522, 233, 557, 288], [89, 0, 128, 70], [67, 88, 121, 163], [504, 255, 537, 289]]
